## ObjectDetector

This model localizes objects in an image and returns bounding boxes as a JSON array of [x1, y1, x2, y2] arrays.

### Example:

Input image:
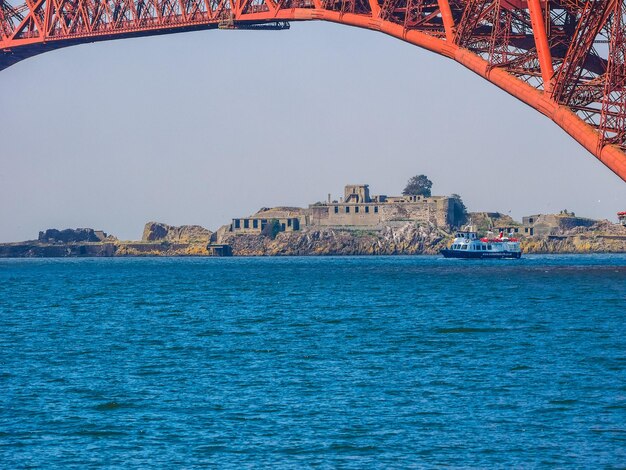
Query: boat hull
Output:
[[440, 249, 522, 259]]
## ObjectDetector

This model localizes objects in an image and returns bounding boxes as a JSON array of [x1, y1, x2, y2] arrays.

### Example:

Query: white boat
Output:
[[441, 227, 522, 259]]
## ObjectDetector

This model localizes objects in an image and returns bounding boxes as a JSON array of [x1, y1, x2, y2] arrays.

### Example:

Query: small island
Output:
[[2, 176, 625, 257]]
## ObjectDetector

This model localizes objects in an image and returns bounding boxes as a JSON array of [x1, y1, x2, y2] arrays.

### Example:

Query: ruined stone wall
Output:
[[530, 215, 596, 237], [307, 199, 453, 228]]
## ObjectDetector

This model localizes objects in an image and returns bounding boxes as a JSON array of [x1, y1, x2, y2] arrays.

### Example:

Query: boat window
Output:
[[482, 246, 486, 250], [462, 245, 467, 250], [488, 245, 492, 250]]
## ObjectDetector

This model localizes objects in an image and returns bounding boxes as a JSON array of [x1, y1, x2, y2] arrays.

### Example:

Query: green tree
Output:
[[402, 174, 433, 197]]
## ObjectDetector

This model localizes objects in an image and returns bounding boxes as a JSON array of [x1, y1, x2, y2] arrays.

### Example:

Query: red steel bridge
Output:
[[1, 0, 625, 180]]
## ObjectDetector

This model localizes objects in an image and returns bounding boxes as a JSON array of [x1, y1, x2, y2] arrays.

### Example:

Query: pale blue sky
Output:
[[1, 21, 625, 242]]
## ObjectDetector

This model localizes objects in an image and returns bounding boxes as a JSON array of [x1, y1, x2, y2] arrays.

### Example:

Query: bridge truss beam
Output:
[[1, 0, 625, 181]]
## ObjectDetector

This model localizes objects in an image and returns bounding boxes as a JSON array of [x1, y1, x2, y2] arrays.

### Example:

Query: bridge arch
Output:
[[1, 0, 625, 181]]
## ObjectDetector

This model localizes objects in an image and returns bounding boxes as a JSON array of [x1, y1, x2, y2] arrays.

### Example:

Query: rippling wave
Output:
[[1, 255, 625, 467]]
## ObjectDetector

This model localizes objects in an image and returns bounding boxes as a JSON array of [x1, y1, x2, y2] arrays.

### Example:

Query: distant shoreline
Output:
[[3, 213, 625, 258], [0, 236, 626, 259]]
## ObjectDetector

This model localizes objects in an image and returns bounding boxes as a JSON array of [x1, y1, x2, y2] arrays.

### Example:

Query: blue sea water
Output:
[[1, 255, 625, 468]]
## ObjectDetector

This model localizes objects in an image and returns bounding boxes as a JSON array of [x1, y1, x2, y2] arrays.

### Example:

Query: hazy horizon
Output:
[[1, 21, 625, 242]]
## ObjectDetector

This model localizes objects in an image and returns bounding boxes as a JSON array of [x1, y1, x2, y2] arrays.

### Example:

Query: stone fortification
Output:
[[306, 184, 460, 229], [521, 220, 626, 253], [230, 207, 305, 235], [228, 184, 464, 238], [522, 213, 596, 237], [307, 197, 455, 229]]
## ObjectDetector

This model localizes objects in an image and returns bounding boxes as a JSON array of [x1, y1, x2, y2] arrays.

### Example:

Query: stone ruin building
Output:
[[229, 184, 464, 235]]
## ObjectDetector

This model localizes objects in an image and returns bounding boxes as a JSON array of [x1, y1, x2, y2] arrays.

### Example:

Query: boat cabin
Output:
[[454, 231, 478, 240]]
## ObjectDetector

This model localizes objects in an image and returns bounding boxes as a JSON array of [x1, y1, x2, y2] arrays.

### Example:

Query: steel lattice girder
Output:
[[0, 0, 625, 181]]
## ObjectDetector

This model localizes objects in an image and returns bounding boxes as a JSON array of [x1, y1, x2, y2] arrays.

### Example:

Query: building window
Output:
[[374, 206, 378, 213], [355, 206, 359, 213], [253, 220, 258, 229], [234, 219, 240, 229], [334, 206, 338, 214], [365, 206, 369, 213], [287, 219, 292, 227], [244, 219, 249, 229], [281, 223, 286, 231], [345, 207, 350, 213]]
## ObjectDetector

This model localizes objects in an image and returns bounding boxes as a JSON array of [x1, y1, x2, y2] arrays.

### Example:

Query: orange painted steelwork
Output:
[[1, 0, 625, 181]]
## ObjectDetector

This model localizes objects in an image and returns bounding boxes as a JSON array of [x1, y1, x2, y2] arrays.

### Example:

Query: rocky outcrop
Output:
[[253, 207, 306, 218], [2, 220, 624, 258], [219, 219, 626, 256], [114, 242, 213, 256], [142, 222, 212, 243], [0, 242, 117, 257], [213, 224, 232, 243], [220, 223, 450, 256], [38, 228, 108, 243], [521, 220, 626, 254], [0, 240, 217, 258], [468, 212, 519, 231]]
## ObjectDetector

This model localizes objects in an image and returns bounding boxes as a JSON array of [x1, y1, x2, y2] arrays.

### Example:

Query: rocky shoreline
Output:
[[1, 219, 625, 257]]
